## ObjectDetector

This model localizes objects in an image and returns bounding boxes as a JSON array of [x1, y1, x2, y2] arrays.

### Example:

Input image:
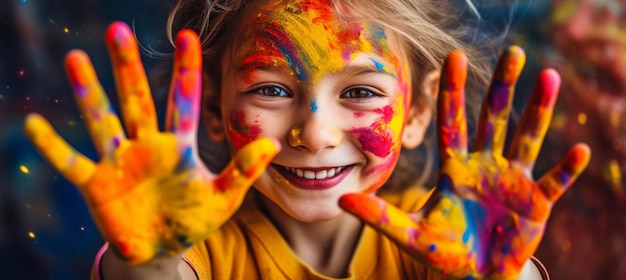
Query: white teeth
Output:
[[327, 168, 335, 177], [315, 170, 327, 179], [285, 166, 344, 179]]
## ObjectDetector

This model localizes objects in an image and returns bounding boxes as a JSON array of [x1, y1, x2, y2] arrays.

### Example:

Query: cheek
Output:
[[349, 105, 405, 192], [349, 105, 404, 158], [362, 152, 400, 193], [226, 110, 263, 150]]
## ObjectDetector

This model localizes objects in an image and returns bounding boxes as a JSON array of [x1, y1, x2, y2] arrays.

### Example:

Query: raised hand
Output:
[[339, 46, 590, 279], [23, 22, 279, 264]]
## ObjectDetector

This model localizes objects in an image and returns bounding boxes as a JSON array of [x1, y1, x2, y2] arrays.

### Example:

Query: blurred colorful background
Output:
[[0, 0, 175, 278], [0, 0, 624, 279]]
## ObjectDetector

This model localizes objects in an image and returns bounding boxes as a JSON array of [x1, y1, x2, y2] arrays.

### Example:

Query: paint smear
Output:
[[349, 105, 396, 157], [227, 110, 262, 149], [235, 0, 398, 84]]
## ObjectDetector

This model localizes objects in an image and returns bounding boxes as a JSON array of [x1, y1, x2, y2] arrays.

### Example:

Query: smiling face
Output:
[[218, 0, 419, 221]]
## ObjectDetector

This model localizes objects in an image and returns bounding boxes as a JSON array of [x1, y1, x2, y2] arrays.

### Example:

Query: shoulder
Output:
[[183, 218, 248, 280], [183, 192, 296, 280], [353, 225, 447, 279]]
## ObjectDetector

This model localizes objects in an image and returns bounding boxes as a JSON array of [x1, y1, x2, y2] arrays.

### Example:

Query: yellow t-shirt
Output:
[[184, 188, 444, 280]]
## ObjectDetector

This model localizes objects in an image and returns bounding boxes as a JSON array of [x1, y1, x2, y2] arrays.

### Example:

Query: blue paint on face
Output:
[[310, 99, 318, 113], [369, 58, 396, 77]]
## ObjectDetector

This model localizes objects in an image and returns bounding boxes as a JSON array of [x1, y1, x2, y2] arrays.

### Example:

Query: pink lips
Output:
[[271, 164, 354, 190]]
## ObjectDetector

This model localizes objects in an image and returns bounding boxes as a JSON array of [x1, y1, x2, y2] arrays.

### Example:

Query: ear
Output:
[[401, 69, 440, 149], [201, 72, 226, 141]]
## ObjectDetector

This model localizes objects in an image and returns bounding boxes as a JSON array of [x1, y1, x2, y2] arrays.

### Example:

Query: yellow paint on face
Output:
[[231, 0, 412, 194], [235, 0, 401, 84]]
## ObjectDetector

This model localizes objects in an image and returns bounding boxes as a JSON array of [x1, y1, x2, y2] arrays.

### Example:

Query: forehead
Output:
[[231, 0, 403, 81]]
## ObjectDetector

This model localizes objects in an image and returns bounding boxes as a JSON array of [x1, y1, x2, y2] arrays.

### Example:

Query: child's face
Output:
[[219, 0, 415, 221]]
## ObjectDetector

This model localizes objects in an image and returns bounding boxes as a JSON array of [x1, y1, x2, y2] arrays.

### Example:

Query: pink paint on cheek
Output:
[[350, 106, 396, 158], [374, 105, 394, 123], [353, 112, 365, 118], [227, 110, 262, 149], [350, 126, 393, 157]]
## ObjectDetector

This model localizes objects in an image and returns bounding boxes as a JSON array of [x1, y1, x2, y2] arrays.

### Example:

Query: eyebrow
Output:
[[338, 62, 397, 78], [236, 57, 397, 80]]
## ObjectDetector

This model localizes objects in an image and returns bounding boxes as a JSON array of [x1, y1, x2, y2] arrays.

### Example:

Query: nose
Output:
[[288, 102, 342, 153]]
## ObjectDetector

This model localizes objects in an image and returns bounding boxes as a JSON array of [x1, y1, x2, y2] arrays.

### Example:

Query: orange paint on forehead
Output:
[[235, 0, 402, 82]]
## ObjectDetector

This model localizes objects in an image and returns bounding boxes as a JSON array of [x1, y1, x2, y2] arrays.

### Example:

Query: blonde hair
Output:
[[165, 0, 494, 190]]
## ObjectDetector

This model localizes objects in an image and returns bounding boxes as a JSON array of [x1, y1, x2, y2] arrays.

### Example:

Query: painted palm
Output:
[[23, 22, 279, 264], [340, 46, 590, 279]]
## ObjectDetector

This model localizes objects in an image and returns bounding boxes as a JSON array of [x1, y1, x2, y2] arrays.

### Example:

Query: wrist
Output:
[[92, 242, 185, 280], [92, 243, 109, 280]]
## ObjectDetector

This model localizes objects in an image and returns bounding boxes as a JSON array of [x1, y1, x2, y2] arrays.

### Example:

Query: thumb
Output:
[[214, 137, 280, 193], [339, 193, 424, 252], [339, 192, 478, 277]]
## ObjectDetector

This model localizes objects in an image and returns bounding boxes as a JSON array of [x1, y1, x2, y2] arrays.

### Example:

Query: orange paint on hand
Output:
[[341, 47, 590, 279], [24, 22, 279, 265]]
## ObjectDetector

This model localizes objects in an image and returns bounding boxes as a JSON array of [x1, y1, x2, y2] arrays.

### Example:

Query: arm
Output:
[[24, 22, 279, 278], [340, 46, 589, 279]]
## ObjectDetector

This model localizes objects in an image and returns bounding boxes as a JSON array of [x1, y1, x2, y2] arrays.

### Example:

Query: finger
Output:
[[214, 137, 280, 196], [23, 113, 96, 187], [105, 21, 157, 139], [537, 143, 591, 201], [507, 69, 560, 169], [339, 193, 426, 251], [437, 50, 469, 160], [475, 46, 525, 155], [65, 49, 126, 158], [165, 29, 202, 146], [339, 192, 478, 277]]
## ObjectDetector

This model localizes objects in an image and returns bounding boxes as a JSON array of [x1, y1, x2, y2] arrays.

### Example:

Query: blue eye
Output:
[[341, 88, 380, 99], [249, 85, 291, 97]]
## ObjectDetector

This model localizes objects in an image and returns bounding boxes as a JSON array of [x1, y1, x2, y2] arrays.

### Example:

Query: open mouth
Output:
[[271, 164, 355, 190]]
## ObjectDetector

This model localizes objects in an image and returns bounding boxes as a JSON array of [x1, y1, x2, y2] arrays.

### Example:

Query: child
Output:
[[23, 0, 590, 279]]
